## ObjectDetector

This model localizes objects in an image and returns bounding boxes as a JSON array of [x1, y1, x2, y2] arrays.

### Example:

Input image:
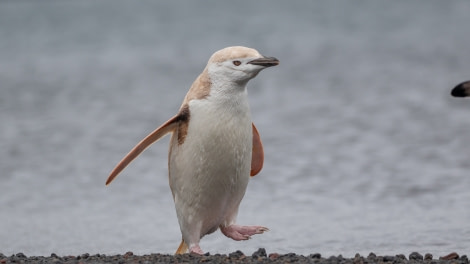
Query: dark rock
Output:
[[199, 256, 211, 262], [440, 252, 459, 260], [328, 255, 341, 263], [409, 252, 424, 260], [425, 253, 433, 260], [310, 253, 322, 258], [353, 253, 364, 264], [252, 248, 267, 258], [123, 251, 134, 258], [396, 254, 407, 260], [284, 253, 300, 263], [229, 250, 244, 257], [50, 257, 63, 264], [383, 255, 395, 262], [368, 252, 377, 260]]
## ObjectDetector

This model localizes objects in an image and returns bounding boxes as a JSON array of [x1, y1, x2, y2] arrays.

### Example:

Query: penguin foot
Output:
[[189, 244, 204, 255], [220, 225, 269, 241]]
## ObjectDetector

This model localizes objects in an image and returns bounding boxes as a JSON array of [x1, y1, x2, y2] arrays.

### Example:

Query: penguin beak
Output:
[[248, 56, 280, 67], [451, 80, 470, 97]]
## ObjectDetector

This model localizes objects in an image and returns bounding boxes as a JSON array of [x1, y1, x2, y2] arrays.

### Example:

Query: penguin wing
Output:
[[250, 123, 264, 176], [105, 115, 180, 185]]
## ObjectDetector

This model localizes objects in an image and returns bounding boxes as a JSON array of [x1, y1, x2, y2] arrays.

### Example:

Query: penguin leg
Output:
[[188, 244, 204, 255], [175, 239, 188, 254], [220, 225, 269, 241], [175, 239, 204, 255]]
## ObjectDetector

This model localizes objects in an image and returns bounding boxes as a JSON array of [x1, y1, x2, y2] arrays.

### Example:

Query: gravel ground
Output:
[[0, 249, 468, 264]]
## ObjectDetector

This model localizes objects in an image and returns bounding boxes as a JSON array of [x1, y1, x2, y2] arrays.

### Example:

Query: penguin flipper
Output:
[[250, 123, 264, 176], [106, 115, 180, 185]]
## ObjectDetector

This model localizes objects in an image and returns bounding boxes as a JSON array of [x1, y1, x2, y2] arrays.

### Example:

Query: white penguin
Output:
[[451, 80, 470, 97], [106, 46, 279, 254]]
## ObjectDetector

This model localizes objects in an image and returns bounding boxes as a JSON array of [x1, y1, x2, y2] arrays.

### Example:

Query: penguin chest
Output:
[[168, 98, 252, 227]]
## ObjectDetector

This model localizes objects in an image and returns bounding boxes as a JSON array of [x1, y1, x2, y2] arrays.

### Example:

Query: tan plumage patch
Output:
[[182, 68, 212, 105], [175, 67, 211, 146], [209, 46, 261, 63]]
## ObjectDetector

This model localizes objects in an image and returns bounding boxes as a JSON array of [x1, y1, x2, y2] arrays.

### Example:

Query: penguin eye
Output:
[[233, 60, 241, 66]]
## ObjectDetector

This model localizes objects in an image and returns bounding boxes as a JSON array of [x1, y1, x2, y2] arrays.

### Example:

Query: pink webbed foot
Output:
[[220, 225, 269, 241], [189, 244, 204, 255]]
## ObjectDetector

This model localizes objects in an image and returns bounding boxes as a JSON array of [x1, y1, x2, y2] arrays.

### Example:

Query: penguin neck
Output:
[[211, 81, 248, 100], [206, 64, 255, 92], [186, 66, 252, 119]]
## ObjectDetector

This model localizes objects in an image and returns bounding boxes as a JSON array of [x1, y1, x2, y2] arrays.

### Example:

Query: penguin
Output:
[[451, 80, 470, 97], [106, 46, 279, 254]]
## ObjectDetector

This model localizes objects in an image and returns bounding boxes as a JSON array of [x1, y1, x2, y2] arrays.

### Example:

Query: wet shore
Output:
[[1, 249, 467, 264]]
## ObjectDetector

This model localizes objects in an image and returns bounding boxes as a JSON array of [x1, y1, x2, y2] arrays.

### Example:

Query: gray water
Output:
[[1, 0, 470, 257]]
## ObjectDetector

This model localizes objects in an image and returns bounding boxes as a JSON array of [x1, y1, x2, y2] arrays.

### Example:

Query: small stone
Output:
[[51, 253, 59, 258], [409, 252, 423, 260], [368, 252, 377, 260], [124, 251, 134, 258], [252, 248, 267, 258], [285, 253, 299, 262], [15, 253, 26, 258], [80, 253, 90, 259], [440, 252, 459, 260], [383, 255, 395, 262], [228, 250, 245, 259], [310, 253, 321, 259], [269, 253, 280, 260], [188, 252, 201, 258], [354, 253, 364, 264], [396, 254, 407, 260], [424, 253, 433, 260], [200, 256, 211, 262]]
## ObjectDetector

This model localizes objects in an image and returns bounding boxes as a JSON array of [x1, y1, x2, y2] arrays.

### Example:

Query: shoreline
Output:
[[1, 249, 467, 264]]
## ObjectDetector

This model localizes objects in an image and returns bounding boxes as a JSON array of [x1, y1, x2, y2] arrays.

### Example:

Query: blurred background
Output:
[[1, 0, 470, 257]]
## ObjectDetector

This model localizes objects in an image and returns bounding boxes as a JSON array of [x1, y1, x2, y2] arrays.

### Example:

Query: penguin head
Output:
[[206, 46, 279, 85]]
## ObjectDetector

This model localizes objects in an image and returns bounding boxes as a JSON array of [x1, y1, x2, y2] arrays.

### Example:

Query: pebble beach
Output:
[[1, 250, 467, 264]]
